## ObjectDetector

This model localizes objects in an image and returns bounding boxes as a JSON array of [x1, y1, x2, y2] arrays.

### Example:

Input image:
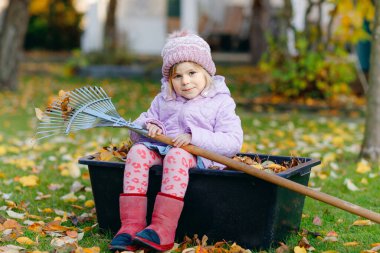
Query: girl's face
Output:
[[170, 62, 208, 100]]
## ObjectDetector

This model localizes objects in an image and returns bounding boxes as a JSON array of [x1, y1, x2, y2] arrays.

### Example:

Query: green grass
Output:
[[0, 63, 379, 252]]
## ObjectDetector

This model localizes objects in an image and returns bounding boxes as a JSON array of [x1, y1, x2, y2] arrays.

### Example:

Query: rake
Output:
[[36, 86, 380, 224]]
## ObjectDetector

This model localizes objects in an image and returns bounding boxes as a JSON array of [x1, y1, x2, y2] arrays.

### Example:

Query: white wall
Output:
[[81, 0, 108, 52], [116, 0, 167, 55]]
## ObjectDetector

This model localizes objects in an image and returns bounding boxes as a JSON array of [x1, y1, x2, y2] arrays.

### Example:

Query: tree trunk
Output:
[[0, 0, 30, 91], [104, 0, 118, 52], [360, 1, 380, 162], [250, 0, 270, 65]]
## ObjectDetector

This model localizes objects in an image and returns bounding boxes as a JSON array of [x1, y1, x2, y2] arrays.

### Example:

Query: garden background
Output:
[[0, 0, 380, 252]]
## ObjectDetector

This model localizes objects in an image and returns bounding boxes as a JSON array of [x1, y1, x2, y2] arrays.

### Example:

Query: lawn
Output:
[[0, 58, 379, 252]]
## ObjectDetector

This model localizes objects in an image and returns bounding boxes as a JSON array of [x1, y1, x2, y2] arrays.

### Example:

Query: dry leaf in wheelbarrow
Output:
[[93, 140, 133, 162], [232, 155, 295, 173]]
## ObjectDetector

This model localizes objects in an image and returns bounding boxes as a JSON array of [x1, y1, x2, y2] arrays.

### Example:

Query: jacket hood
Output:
[[160, 75, 230, 101]]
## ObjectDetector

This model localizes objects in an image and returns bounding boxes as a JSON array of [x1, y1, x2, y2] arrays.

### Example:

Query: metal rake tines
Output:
[[36, 86, 129, 140]]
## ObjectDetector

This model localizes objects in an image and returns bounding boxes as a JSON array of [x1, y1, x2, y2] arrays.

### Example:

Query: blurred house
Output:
[[78, 0, 334, 56], [0, 0, 333, 56], [78, 0, 252, 55]]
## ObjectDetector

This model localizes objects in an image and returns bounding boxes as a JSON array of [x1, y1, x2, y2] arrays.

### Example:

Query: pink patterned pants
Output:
[[123, 144, 196, 198]]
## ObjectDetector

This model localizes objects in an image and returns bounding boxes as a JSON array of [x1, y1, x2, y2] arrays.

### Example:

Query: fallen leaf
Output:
[[41, 208, 54, 213], [66, 230, 78, 238], [344, 178, 360, 191], [60, 192, 78, 203], [294, 246, 306, 253], [26, 214, 43, 220], [48, 183, 64, 191], [297, 237, 314, 251], [70, 181, 85, 193], [312, 216, 322, 226], [0, 245, 25, 253], [28, 223, 43, 233], [343, 241, 359, 246], [356, 159, 371, 174], [84, 200, 95, 208], [35, 192, 51, 200], [323, 236, 338, 242], [275, 242, 290, 253], [75, 247, 101, 253], [352, 219, 374, 226], [19, 175, 39, 187], [44, 220, 71, 233], [3, 219, 22, 231], [325, 231, 338, 237], [6, 210, 25, 220], [50, 236, 76, 248], [16, 236, 35, 245]]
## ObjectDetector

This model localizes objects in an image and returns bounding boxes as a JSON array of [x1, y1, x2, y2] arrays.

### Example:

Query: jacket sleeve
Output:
[[129, 95, 167, 143], [189, 96, 243, 157]]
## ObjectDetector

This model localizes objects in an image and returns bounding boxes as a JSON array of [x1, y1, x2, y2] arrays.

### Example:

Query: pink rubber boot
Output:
[[134, 192, 184, 251], [109, 193, 147, 251]]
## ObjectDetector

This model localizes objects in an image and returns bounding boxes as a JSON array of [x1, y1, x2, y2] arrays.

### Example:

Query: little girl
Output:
[[109, 30, 243, 252]]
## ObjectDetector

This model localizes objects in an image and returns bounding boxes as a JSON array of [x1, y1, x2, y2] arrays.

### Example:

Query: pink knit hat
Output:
[[161, 30, 216, 80]]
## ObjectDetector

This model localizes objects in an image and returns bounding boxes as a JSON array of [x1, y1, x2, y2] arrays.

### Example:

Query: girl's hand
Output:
[[172, 133, 192, 147], [146, 123, 163, 138]]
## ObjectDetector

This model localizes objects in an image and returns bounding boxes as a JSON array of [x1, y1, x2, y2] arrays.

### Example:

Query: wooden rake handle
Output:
[[148, 133, 380, 224]]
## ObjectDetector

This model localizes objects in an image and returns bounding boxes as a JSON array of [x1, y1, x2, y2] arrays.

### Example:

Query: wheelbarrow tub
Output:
[[78, 153, 320, 249]]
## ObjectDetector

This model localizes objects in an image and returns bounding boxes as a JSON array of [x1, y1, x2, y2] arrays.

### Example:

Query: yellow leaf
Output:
[[99, 149, 114, 161], [352, 219, 374, 226], [360, 178, 368, 184], [332, 136, 344, 147], [19, 175, 39, 187], [35, 108, 49, 122], [343, 241, 359, 246], [42, 208, 54, 213], [5, 200, 17, 208], [16, 236, 36, 245], [294, 246, 306, 253], [322, 153, 336, 165], [61, 169, 70, 177], [0, 145, 6, 155], [85, 200, 95, 208], [356, 159, 371, 174], [76, 247, 100, 253]]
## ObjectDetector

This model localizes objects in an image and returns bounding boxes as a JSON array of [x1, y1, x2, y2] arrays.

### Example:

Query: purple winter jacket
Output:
[[130, 75, 243, 169]]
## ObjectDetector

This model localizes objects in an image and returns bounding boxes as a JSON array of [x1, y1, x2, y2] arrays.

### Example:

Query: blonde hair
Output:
[[168, 62, 213, 97]]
